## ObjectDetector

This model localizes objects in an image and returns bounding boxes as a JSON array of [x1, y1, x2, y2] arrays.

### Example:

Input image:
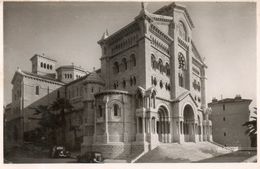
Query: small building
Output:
[[208, 95, 252, 148]]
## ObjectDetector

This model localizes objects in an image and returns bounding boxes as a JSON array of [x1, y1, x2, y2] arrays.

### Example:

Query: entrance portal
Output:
[[157, 106, 170, 143], [183, 105, 195, 142]]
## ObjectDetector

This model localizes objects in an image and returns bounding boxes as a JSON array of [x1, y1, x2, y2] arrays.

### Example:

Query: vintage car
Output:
[[77, 152, 103, 163], [50, 146, 71, 158]]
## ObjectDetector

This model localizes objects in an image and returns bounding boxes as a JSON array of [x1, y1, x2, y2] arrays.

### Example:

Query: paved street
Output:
[[4, 144, 79, 163], [5, 157, 77, 163], [4, 143, 256, 163]]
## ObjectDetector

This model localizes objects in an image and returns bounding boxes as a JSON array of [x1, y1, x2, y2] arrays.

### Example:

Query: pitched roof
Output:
[[12, 69, 64, 85], [154, 2, 194, 28], [65, 73, 89, 86], [208, 97, 252, 105], [30, 54, 57, 62], [83, 71, 105, 84], [56, 65, 88, 73], [172, 91, 198, 108]]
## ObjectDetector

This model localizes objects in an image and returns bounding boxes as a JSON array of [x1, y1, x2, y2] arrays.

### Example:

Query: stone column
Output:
[[149, 118, 152, 134], [93, 102, 97, 143], [201, 67, 207, 110], [104, 103, 109, 143], [154, 119, 157, 134], [142, 117, 145, 134], [136, 117, 139, 133]]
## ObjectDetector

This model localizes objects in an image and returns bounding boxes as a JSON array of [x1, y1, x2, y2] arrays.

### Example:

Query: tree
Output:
[[50, 98, 74, 146], [32, 105, 60, 146], [243, 107, 257, 147]]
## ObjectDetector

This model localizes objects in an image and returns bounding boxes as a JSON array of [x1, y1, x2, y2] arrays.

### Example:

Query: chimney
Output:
[[235, 94, 242, 100], [212, 97, 218, 102]]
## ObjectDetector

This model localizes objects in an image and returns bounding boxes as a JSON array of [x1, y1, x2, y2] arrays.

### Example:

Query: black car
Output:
[[77, 152, 103, 163], [50, 146, 71, 158]]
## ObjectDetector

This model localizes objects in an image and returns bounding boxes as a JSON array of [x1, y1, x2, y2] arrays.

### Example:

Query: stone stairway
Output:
[[135, 142, 232, 163]]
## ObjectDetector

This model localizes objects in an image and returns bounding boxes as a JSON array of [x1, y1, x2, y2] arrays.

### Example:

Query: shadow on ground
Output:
[[196, 150, 257, 163]]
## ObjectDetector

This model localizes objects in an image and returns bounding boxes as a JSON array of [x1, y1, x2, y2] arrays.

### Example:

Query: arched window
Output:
[[70, 74, 72, 78], [122, 80, 126, 88], [179, 73, 184, 87], [44, 63, 46, 68], [166, 62, 170, 76], [35, 86, 39, 95], [197, 81, 201, 91], [113, 62, 119, 74], [158, 59, 163, 73], [179, 21, 187, 41], [154, 77, 157, 86], [57, 90, 60, 98], [50, 65, 52, 70], [160, 80, 163, 88], [178, 53, 186, 70], [130, 77, 133, 86], [40, 62, 43, 68], [133, 76, 136, 85], [113, 104, 120, 116], [98, 105, 102, 117], [151, 91, 156, 109], [122, 58, 127, 71], [47, 64, 49, 69], [130, 54, 136, 67], [151, 54, 156, 69]]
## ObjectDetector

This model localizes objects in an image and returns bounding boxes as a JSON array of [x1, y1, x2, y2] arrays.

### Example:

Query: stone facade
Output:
[[208, 96, 252, 148], [7, 2, 212, 159], [82, 3, 212, 159]]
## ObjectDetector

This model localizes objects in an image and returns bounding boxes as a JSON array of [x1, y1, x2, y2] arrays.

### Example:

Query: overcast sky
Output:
[[4, 2, 256, 110]]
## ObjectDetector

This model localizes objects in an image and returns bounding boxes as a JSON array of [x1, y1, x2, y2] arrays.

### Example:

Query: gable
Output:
[[11, 71, 23, 85], [174, 91, 198, 108]]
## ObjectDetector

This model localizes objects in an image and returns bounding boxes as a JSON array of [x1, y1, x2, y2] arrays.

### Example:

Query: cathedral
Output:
[[7, 2, 212, 160]]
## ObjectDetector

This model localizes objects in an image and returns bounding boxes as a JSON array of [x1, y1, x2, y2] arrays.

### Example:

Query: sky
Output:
[[3, 1, 256, 111]]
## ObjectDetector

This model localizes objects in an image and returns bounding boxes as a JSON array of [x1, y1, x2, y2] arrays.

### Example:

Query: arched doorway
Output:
[[156, 106, 170, 143], [183, 105, 195, 142]]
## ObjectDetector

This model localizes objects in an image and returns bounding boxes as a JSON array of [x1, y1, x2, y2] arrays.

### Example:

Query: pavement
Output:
[[4, 144, 79, 163], [4, 142, 257, 163]]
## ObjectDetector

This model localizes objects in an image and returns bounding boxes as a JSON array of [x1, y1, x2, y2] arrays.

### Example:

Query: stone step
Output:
[[135, 141, 232, 163]]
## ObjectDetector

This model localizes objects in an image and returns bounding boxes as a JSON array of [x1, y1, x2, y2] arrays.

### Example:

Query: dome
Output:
[[84, 71, 104, 84]]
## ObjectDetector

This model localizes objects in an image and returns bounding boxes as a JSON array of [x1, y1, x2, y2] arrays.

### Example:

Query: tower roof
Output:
[[30, 53, 57, 62], [56, 65, 88, 73], [100, 29, 109, 40], [83, 71, 105, 85], [154, 2, 194, 28]]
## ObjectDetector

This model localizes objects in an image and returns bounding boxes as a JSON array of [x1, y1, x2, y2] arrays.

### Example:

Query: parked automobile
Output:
[[50, 146, 71, 158], [77, 152, 103, 163]]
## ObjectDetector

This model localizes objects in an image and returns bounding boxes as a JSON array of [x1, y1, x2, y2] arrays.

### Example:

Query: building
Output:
[[7, 2, 212, 159], [208, 95, 252, 148], [82, 3, 212, 159]]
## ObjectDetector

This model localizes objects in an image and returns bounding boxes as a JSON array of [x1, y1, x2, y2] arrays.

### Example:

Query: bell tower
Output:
[[30, 54, 57, 78]]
